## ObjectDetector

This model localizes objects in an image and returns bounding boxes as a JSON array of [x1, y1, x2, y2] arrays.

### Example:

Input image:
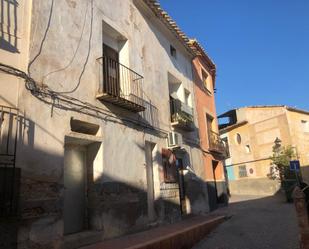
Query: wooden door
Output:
[[206, 114, 214, 145], [64, 145, 86, 235]]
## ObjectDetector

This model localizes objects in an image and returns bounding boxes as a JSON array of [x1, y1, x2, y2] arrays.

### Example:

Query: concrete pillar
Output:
[[293, 186, 309, 249]]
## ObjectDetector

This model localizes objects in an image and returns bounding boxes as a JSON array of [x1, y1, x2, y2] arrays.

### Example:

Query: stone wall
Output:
[[89, 182, 148, 239], [229, 178, 281, 196]]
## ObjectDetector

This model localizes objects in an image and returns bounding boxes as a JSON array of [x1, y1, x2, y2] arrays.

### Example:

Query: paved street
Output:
[[193, 193, 299, 249]]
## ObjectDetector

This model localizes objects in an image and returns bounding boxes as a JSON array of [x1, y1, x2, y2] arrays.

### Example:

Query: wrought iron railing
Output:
[[170, 97, 194, 125], [0, 105, 20, 217], [97, 56, 145, 110], [208, 131, 227, 155]]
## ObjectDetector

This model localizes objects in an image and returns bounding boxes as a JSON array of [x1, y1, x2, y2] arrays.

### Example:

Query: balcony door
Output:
[[103, 44, 120, 97], [206, 114, 214, 145]]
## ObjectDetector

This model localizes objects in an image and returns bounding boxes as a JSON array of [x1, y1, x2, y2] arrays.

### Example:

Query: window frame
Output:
[[184, 88, 191, 106], [301, 120, 309, 133], [162, 149, 178, 183], [170, 45, 177, 58], [238, 165, 248, 178], [235, 133, 242, 145], [201, 69, 212, 95]]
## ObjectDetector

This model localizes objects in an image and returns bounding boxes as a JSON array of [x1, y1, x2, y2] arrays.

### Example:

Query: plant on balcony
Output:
[[172, 111, 193, 125]]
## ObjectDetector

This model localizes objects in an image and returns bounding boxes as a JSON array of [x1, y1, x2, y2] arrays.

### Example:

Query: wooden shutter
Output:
[[162, 148, 177, 183]]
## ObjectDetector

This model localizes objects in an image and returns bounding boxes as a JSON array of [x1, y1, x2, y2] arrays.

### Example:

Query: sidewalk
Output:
[[81, 215, 226, 249]]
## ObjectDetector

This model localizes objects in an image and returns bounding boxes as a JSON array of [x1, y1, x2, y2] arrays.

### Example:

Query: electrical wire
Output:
[[28, 0, 94, 95], [0, 0, 170, 137], [28, 0, 54, 76], [42, 0, 89, 82], [0, 63, 168, 137], [50, 0, 94, 94]]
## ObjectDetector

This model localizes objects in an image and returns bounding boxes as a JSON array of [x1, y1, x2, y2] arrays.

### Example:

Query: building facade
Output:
[[219, 106, 309, 196], [0, 1, 226, 248], [189, 40, 228, 210]]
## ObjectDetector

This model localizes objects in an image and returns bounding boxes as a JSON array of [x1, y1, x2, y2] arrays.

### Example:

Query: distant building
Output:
[[219, 105, 309, 195]]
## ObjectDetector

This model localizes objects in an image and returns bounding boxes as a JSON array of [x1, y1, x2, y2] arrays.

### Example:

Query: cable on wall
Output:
[[50, 0, 94, 94], [42, 0, 90, 82], [0, 63, 168, 137], [27, 0, 54, 76]]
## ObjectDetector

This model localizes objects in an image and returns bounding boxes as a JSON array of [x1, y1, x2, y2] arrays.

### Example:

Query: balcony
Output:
[[170, 97, 194, 131], [208, 131, 227, 156], [96, 56, 146, 112]]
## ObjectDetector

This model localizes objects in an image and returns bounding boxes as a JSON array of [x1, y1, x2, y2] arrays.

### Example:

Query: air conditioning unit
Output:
[[167, 132, 183, 148]]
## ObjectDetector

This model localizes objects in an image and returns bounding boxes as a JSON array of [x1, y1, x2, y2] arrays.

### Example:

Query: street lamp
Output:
[[273, 137, 282, 156], [274, 137, 282, 148]]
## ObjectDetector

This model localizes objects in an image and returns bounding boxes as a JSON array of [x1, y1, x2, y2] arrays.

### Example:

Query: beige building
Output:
[[219, 106, 309, 195]]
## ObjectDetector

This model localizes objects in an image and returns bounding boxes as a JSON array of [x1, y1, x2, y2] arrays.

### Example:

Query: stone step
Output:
[[80, 215, 225, 249], [63, 231, 103, 249]]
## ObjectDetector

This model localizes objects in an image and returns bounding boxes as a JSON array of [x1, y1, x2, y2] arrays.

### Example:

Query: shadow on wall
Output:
[[225, 163, 309, 198], [0, 110, 181, 248], [0, 0, 19, 53], [0, 105, 64, 249], [280, 165, 309, 202], [101, 97, 160, 131], [0, 103, 227, 249], [299, 165, 309, 184]]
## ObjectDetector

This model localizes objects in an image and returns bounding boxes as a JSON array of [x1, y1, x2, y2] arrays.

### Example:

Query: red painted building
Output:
[[189, 40, 228, 210]]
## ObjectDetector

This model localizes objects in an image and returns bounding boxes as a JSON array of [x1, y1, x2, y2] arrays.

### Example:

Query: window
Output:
[[202, 69, 211, 93], [170, 45, 177, 58], [301, 120, 309, 132], [245, 145, 251, 153], [206, 114, 214, 134], [235, 133, 241, 145], [222, 137, 230, 158], [162, 149, 178, 183], [184, 89, 190, 106], [103, 44, 120, 96], [238, 165, 247, 178]]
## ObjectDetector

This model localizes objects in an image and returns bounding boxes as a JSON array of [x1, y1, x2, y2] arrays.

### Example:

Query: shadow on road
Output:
[[193, 192, 299, 249]]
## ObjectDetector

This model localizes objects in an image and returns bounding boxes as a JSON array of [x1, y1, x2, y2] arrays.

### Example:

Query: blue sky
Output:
[[160, 0, 309, 115]]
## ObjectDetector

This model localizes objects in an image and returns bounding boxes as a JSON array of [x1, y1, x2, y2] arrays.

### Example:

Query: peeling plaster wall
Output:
[[0, 0, 207, 248]]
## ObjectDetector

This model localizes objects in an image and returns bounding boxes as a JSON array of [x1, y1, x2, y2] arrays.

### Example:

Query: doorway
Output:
[[145, 141, 156, 222], [212, 160, 219, 202], [64, 145, 87, 235], [63, 135, 102, 235], [103, 44, 120, 96], [176, 158, 186, 215]]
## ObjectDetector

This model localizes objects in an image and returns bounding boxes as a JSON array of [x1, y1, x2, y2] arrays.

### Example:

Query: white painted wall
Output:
[[0, 0, 204, 246]]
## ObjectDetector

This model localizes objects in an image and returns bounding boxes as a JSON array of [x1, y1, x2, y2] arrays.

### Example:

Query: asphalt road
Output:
[[193, 193, 299, 249]]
